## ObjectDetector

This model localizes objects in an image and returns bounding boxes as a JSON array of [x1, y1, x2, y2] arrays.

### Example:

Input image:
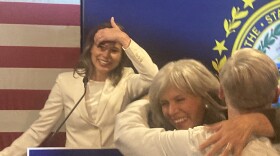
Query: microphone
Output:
[[46, 77, 88, 145]]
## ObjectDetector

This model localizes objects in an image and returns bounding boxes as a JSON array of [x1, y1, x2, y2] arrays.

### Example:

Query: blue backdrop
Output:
[[81, 0, 279, 75], [82, 0, 280, 108]]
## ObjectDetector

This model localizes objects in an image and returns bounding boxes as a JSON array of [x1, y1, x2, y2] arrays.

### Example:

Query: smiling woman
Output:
[[75, 17, 132, 85], [0, 17, 158, 156], [91, 41, 123, 80], [160, 85, 205, 130], [148, 59, 226, 130]]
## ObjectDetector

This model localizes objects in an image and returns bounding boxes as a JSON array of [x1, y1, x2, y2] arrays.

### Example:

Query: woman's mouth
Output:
[[99, 59, 110, 65], [173, 117, 188, 124]]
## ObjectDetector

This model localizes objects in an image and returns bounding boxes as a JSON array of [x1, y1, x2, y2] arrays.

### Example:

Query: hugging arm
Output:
[[200, 109, 279, 156]]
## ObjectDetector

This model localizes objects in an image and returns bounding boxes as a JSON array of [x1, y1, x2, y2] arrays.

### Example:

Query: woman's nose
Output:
[[168, 103, 179, 115], [102, 50, 110, 57]]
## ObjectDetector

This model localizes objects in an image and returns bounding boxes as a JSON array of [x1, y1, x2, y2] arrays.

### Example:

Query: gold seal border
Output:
[[232, 0, 280, 54]]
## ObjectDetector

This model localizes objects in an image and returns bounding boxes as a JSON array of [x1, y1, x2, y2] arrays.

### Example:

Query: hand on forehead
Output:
[[94, 17, 122, 46]]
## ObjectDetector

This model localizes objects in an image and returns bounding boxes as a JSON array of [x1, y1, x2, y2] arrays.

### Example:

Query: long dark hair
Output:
[[73, 22, 128, 86]]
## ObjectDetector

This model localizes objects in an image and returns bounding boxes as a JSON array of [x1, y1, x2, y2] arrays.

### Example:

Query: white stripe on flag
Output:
[[0, 68, 72, 90], [0, 110, 65, 132], [0, 110, 40, 132], [0, 24, 80, 47]]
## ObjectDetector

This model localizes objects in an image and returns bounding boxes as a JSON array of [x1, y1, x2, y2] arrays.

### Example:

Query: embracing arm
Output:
[[199, 109, 280, 156], [258, 108, 280, 143], [114, 99, 166, 156]]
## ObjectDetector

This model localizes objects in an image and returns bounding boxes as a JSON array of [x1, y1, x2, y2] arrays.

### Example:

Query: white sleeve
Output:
[[114, 99, 209, 156], [123, 40, 158, 100], [241, 137, 280, 156], [0, 75, 64, 156]]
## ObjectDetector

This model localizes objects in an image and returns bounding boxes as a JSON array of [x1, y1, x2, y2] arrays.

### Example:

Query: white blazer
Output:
[[0, 40, 158, 156]]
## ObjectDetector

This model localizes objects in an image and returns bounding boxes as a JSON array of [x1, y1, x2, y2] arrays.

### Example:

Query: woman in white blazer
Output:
[[0, 17, 158, 156]]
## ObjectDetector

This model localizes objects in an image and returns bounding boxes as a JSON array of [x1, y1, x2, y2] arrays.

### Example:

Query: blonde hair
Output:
[[149, 59, 225, 130], [219, 48, 279, 110]]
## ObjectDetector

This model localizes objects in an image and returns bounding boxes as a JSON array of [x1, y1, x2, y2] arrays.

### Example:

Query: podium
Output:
[[27, 147, 123, 156]]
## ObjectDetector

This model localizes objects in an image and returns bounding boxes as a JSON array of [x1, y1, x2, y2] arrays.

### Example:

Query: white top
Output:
[[114, 99, 280, 156], [85, 80, 105, 120], [0, 40, 158, 156]]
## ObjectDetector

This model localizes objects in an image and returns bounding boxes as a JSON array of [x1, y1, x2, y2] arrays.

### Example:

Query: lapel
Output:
[[78, 78, 115, 125], [94, 78, 115, 124]]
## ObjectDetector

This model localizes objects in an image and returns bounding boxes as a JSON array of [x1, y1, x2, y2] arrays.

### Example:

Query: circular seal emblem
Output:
[[212, 0, 280, 75], [233, 0, 280, 68]]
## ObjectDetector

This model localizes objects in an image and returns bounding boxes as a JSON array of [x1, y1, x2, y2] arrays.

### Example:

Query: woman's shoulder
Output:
[[58, 71, 73, 77], [123, 67, 134, 75], [56, 71, 83, 83], [118, 67, 135, 82]]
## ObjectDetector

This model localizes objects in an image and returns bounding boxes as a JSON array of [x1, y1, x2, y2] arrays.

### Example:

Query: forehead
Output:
[[160, 85, 185, 98], [160, 85, 201, 100]]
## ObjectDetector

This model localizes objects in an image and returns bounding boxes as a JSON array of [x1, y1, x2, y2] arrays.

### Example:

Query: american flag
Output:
[[0, 0, 81, 149]]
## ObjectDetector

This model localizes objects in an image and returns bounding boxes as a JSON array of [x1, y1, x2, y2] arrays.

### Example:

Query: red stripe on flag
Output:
[[0, 2, 80, 26], [41, 132, 66, 147], [0, 132, 66, 150], [0, 132, 22, 150], [0, 1, 80, 151], [0, 46, 80, 68], [0, 90, 50, 110]]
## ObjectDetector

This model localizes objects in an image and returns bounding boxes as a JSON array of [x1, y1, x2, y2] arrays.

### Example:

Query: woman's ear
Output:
[[272, 86, 280, 103], [218, 86, 225, 100]]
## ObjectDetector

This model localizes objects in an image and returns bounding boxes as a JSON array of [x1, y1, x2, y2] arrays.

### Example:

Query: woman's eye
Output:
[[111, 49, 120, 53], [98, 45, 106, 50], [175, 98, 185, 103]]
